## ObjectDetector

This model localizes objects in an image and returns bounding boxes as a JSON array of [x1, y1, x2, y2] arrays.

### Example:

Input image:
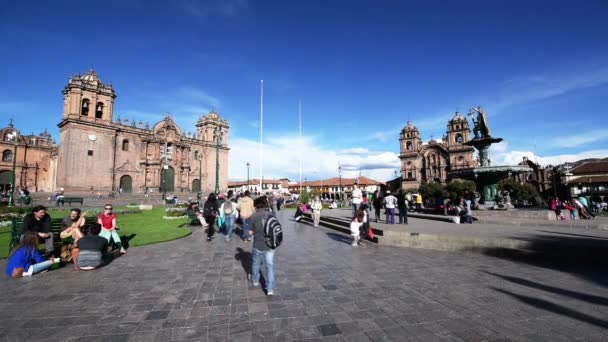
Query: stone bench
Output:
[[9, 216, 97, 254], [56, 197, 84, 207]]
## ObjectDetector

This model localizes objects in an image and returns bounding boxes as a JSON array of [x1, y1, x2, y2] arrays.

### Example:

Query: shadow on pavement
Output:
[[490, 287, 608, 329], [481, 234, 608, 287], [484, 271, 608, 306], [234, 247, 251, 276], [326, 232, 352, 245]]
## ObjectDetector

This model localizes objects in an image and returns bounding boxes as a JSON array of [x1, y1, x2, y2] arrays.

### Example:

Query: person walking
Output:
[[237, 190, 255, 241], [220, 190, 238, 241], [397, 191, 408, 224], [384, 191, 397, 224], [203, 193, 219, 241], [97, 204, 126, 254], [311, 196, 323, 227], [249, 197, 276, 295], [351, 184, 362, 217], [372, 189, 383, 223]]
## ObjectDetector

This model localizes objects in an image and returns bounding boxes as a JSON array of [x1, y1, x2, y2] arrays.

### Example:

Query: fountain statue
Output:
[[448, 106, 532, 209]]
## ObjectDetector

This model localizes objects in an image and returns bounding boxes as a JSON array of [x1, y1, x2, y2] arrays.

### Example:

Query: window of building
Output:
[[194, 150, 199, 160], [407, 172, 412, 179], [81, 99, 90, 116], [95, 102, 104, 119], [455, 134, 463, 143], [2, 150, 13, 162], [406, 141, 412, 150], [161, 143, 173, 160], [88, 150, 93, 156], [122, 139, 129, 151]]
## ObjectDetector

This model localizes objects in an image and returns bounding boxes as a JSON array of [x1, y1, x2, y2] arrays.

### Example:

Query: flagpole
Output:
[[260, 80, 264, 193], [299, 100, 302, 194]]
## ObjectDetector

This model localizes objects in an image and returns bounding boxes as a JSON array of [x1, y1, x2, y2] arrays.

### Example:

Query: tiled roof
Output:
[[569, 175, 608, 183], [228, 179, 283, 186], [571, 161, 608, 175]]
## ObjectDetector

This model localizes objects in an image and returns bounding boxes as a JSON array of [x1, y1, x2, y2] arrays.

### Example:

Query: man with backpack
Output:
[[220, 190, 239, 241], [237, 191, 255, 241], [249, 196, 282, 296]]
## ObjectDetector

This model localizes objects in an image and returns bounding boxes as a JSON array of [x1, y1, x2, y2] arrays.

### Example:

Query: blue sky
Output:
[[1, 0, 607, 181]]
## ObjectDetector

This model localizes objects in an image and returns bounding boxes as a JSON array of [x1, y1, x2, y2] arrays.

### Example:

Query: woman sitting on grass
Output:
[[73, 224, 108, 271], [5, 232, 60, 278]]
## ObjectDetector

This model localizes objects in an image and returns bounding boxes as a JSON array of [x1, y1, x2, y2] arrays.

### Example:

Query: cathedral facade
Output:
[[56, 69, 230, 193], [399, 112, 477, 190], [0, 123, 58, 193]]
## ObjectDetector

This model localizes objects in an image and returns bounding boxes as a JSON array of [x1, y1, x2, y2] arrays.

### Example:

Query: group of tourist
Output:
[[187, 190, 258, 242], [551, 196, 598, 220], [187, 190, 277, 295], [5, 204, 126, 278]]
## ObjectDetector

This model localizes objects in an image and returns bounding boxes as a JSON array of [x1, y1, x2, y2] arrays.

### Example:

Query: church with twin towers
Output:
[[0, 69, 230, 194]]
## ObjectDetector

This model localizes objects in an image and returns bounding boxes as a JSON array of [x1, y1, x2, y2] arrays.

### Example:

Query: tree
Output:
[[419, 182, 446, 205], [499, 179, 539, 204], [445, 180, 476, 200]]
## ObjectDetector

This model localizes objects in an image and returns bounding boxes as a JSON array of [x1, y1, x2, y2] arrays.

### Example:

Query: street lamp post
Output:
[[338, 165, 342, 208], [246, 162, 250, 192], [8, 131, 18, 207], [214, 127, 222, 194]]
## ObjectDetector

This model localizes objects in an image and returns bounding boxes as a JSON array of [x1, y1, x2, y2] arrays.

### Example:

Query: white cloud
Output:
[[228, 134, 400, 183], [497, 65, 608, 107], [490, 141, 608, 166], [553, 129, 608, 148]]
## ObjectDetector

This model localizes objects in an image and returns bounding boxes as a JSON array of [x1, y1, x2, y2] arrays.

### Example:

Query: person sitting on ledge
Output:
[[187, 202, 208, 227], [22, 205, 54, 257], [74, 224, 108, 271], [6, 232, 60, 278], [97, 204, 126, 254], [294, 201, 307, 221], [60, 208, 86, 243]]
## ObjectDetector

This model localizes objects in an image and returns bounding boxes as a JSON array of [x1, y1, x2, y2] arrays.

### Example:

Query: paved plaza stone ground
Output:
[[0, 211, 607, 341]]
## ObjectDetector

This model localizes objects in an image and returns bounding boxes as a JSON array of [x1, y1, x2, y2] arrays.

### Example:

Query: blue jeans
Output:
[[224, 215, 235, 238], [352, 203, 359, 217], [241, 218, 251, 239], [30, 260, 53, 274], [386, 208, 395, 224], [251, 248, 275, 292]]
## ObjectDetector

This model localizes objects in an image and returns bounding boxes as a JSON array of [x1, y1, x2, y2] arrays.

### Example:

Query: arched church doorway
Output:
[[0, 170, 12, 192], [161, 166, 175, 193], [192, 179, 201, 192], [119, 175, 133, 193]]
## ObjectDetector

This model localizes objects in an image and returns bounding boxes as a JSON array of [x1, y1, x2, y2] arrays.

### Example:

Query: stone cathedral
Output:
[[399, 112, 477, 190], [56, 69, 229, 193]]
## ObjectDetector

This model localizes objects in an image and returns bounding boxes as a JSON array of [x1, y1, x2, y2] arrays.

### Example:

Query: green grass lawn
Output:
[[0, 207, 191, 258]]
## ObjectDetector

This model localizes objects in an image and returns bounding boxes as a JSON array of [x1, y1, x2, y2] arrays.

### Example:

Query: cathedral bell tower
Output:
[[446, 112, 475, 170], [61, 68, 116, 123], [446, 112, 470, 147], [399, 121, 422, 189]]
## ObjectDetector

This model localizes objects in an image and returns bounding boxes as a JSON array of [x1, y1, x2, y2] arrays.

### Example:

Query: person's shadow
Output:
[[235, 247, 267, 288]]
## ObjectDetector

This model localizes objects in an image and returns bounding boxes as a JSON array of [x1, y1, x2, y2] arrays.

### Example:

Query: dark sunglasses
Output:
[[105, 207, 113, 210]]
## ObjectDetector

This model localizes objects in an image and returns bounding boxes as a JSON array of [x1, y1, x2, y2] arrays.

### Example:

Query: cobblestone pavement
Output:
[[0, 210, 606, 341]]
